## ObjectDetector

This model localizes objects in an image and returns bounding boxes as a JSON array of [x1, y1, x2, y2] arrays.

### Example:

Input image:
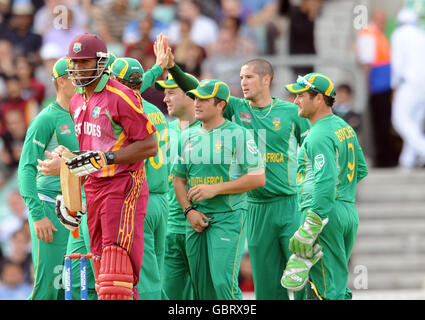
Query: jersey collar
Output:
[[74, 73, 110, 94]]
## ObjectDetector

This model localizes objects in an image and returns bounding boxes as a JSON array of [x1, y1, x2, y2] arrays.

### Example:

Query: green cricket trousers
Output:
[[185, 208, 246, 300], [308, 200, 359, 300]]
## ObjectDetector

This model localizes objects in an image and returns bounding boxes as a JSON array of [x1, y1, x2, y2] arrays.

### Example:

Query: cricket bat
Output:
[[60, 150, 82, 238]]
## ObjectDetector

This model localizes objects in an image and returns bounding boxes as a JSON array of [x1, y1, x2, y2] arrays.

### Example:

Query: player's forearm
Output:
[[215, 168, 266, 195], [140, 64, 163, 94], [18, 164, 45, 221], [167, 63, 198, 92], [173, 176, 191, 210], [113, 134, 158, 164]]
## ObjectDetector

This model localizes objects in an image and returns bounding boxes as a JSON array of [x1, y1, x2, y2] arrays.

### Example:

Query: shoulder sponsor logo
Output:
[[240, 112, 252, 124], [59, 124, 72, 135], [32, 138, 45, 148], [314, 154, 325, 170]]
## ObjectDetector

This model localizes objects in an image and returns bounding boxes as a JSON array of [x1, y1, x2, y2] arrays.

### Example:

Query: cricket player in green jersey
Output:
[[154, 72, 200, 300], [173, 79, 266, 300], [166, 58, 311, 300], [282, 73, 368, 300], [110, 56, 170, 300], [18, 58, 96, 300]]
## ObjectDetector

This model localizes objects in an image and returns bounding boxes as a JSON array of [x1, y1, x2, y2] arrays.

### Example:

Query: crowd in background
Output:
[[0, 0, 422, 299]]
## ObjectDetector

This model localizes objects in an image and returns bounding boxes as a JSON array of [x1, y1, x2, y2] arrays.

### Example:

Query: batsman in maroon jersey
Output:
[[59, 33, 157, 300]]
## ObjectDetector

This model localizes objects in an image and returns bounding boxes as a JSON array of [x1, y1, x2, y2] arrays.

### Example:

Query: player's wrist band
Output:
[[184, 205, 195, 217]]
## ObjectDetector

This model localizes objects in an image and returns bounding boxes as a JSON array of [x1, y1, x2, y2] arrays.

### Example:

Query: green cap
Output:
[[111, 57, 144, 82], [52, 58, 70, 80], [106, 51, 117, 72], [186, 79, 230, 102], [285, 73, 336, 97], [155, 72, 199, 91]]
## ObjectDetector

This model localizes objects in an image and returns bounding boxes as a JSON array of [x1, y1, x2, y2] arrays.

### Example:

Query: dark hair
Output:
[[116, 72, 143, 91], [243, 58, 274, 85], [213, 97, 227, 113], [306, 90, 335, 107]]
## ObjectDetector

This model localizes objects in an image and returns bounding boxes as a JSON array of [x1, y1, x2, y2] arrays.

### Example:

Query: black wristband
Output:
[[184, 205, 194, 217], [104, 151, 115, 165]]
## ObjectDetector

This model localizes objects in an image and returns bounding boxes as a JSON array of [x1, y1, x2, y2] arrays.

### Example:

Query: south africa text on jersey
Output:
[[75, 122, 101, 138], [191, 176, 224, 186], [263, 152, 284, 163]]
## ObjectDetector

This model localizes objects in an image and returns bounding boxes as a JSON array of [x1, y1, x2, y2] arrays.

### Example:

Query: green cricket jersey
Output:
[[18, 101, 79, 221], [143, 99, 169, 193], [297, 114, 368, 219], [224, 96, 311, 200], [173, 120, 265, 214], [167, 119, 201, 233]]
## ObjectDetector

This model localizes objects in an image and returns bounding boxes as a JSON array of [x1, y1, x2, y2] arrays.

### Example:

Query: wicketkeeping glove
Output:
[[55, 195, 86, 232], [281, 244, 323, 292], [289, 210, 328, 258], [65, 150, 107, 176]]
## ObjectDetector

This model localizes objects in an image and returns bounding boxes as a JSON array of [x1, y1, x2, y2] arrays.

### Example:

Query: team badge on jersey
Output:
[[215, 140, 223, 153], [314, 154, 325, 170], [273, 117, 281, 130], [92, 106, 101, 119], [73, 42, 82, 53], [296, 172, 304, 183]]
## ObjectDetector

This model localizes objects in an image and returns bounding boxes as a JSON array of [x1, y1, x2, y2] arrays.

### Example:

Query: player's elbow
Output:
[[146, 138, 158, 159]]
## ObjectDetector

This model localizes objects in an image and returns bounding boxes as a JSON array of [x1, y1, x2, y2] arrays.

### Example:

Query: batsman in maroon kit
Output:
[[63, 33, 157, 300]]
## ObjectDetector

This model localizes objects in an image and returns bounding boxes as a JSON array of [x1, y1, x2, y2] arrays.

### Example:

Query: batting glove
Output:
[[289, 210, 328, 258], [281, 244, 323, 292], [65, 151, 107, 177], [55, 195, 86, 232]]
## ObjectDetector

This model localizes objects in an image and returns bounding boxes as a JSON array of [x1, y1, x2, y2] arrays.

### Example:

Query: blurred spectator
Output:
[[356, 9, 398, 168], [333, 84, 362, 134], [0, 259, 33, 300], [0, 1, 42, 64], [0, 108, 27, 169], [16, 55, 45, 106], [0, 75, 38, 128], [288, 0, 322, 76], [125, 14, 156, 71], [1, 224, 32, 284], [35, 42, 63, 109], [123, 0, 173, 44], [207, 17, 257, 57], [0, 190, 28, 243], [390, 7, 425, 168], [238, 253, 254, 293], [241, 0, 279, 54], [95, 0, 136, 56], [0, 39, 14, 103], [216, 0, 256, 42], [202, 20, 255, 96], [0, 39, 15, 78], [34, 1, 86, 57], [173, 18, 205, 78], [167, 0, 219, 49]]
